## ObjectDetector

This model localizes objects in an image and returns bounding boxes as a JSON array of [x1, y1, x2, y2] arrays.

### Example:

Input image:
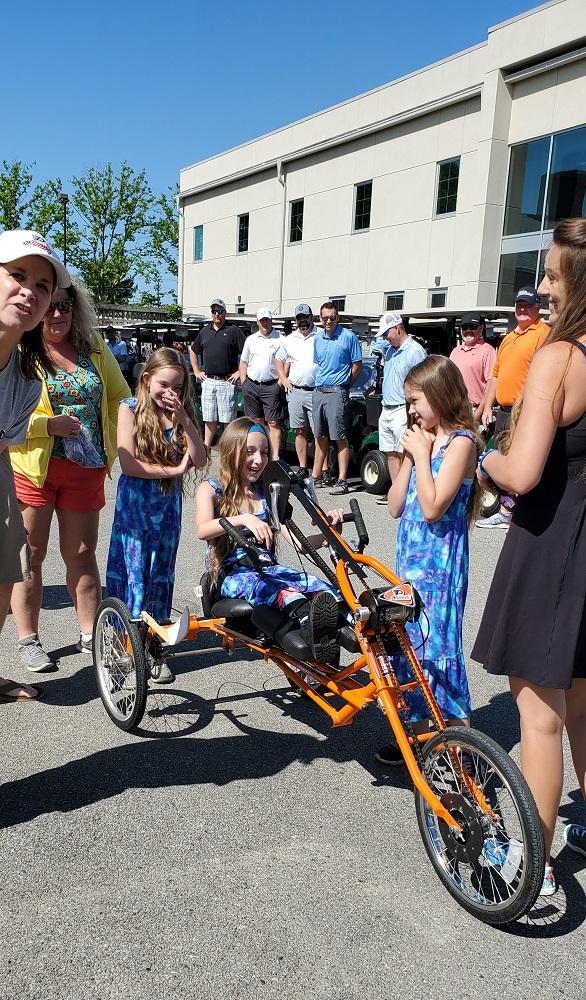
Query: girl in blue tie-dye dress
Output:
[[377, 356, 482, 763], [106, 348, 206, 624]]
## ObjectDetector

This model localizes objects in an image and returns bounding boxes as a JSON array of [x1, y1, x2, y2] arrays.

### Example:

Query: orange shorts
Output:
[[14, 457, 107, 512]]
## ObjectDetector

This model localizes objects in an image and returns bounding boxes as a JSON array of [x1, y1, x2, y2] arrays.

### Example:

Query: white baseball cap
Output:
[[256, 308, 272, 321], [378, 311, 403, 336], [294, 303, 312, 317], [0, 230, 71, 288]]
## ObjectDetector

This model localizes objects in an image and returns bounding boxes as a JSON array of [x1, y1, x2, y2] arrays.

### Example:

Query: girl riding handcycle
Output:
[[92, 420, 545, 925]]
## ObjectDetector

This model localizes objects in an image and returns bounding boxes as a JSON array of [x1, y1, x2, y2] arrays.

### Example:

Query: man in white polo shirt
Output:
[[239, 308, 286, 459], [275, 303, 328, 479]]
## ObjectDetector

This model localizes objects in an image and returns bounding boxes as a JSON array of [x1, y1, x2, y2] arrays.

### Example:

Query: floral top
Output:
[[46, 357, 105, 462]]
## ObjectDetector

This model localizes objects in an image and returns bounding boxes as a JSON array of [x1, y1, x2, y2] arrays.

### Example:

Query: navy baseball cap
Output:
[[460, 312, 483, 326], [515, 286, 540, 305]]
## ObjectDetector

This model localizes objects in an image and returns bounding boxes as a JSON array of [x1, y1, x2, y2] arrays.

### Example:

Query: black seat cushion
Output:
[[211, 598, 255, 619], [252, 605, 312, 660]]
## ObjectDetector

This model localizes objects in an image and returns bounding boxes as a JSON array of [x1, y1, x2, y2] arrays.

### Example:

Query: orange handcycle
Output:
[[93, 461, 544, 924]]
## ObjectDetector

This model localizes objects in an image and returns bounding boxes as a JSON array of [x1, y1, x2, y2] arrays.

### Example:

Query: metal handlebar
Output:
[[218, 519, 274, 571]]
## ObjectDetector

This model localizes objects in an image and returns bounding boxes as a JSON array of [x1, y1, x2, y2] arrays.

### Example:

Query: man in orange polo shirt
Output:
[[476, 284, 550, 527]]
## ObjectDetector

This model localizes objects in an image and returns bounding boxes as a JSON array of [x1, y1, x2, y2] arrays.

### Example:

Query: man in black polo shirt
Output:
[[189, 298, 246, 449]]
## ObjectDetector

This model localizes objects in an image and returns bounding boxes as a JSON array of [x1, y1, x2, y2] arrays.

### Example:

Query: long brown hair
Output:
[[207, 417, 268, 581], [134, 347, 201, 495], [503, 217, 586, 450], [404, 355, 482, 524]]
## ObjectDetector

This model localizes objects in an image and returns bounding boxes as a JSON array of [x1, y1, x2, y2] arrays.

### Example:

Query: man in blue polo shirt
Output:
[[376, 312, 426, 505], [311, 301, 362, 495]]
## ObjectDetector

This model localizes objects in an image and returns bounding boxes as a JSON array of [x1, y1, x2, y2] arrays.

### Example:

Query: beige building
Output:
[[178, 0, 586, 319]]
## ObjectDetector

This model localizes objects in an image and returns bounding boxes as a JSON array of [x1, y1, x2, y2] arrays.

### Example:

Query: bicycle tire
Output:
[[414, 726, 544, 924], [93, 597, 148, 732]]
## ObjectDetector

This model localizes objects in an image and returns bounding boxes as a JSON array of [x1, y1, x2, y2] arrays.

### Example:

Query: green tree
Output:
[[150, 184, 179, 279], [0, 160, 34, 230], [66, 162, 154, 302]]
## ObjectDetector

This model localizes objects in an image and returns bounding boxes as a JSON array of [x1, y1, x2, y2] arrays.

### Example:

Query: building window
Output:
[[428, 288, 447, 308], [385, 291, 404, 311], [497, 250, 539, 306], [544, 125, 586, 229], [237, 214, 249, 254], [353, 180, 372, 232], [289, 199, 304, 243], [330, 296, 346, 312], [193, 225, 203, 262], [435, 159, 460, 216], [503, 138, 550, 236], [236, 304, 245, 315]]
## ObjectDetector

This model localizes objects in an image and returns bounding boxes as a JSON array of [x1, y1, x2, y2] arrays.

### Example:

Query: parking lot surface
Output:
[[1, 463, 584, 1000]]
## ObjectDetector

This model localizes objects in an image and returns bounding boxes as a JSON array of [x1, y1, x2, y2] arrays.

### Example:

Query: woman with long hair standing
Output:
[[472, 218, 586, 894], [0, 230, 70, 701], [10, 280, 130, 669]]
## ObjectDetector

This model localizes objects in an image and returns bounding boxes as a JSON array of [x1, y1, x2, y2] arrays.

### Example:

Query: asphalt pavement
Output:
[[0, 461, 584, 1000]]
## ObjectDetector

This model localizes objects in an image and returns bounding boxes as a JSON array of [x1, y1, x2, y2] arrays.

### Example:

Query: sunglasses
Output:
[[211, 307, 225, 315], [45, 298, 73, 316], [322, 315, 337, 322], [461, 324, 479, 331]]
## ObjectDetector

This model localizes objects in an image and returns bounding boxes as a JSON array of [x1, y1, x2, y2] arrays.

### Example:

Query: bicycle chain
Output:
[[373, 632, 425, 768]]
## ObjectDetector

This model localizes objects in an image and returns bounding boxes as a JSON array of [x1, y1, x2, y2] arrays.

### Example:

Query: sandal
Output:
[[0, 677, 43, 702]]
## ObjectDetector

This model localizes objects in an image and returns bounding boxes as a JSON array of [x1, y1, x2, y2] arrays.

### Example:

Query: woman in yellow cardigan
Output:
[[10, 280, 130, 670]]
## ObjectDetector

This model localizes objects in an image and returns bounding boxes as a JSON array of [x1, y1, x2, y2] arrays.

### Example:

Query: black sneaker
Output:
[[329, 480, 349, 495], [308, 591, 339, 664], [298, 467, 310, 479], [563, 823, 586, 857], [374, 742, 404, 767], [321, 471, 335, 487]]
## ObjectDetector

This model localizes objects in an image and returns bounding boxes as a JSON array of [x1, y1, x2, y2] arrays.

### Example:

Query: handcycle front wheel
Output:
[[93, 597, 148, 731], [414, 726, 545, 925]]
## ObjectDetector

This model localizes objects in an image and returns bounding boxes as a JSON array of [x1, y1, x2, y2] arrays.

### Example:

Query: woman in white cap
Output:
[[0, 230, 70, 701], [9, 276, 130, 671]]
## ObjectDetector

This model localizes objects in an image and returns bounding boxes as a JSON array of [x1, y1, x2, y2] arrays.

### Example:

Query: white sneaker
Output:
[[18, 634, 55, 672], [475, 511, 511, 529]]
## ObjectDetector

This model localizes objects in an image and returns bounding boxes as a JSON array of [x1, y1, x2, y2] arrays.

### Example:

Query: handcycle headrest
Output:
[[262, 460, 306, 524]]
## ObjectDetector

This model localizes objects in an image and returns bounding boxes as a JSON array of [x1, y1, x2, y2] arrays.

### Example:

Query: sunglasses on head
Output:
[[45, 298, 73, 316], [211, 307, 225, 315]]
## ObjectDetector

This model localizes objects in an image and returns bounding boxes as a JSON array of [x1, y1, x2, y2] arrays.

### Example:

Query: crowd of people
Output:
[[0, 223, 585, 900]]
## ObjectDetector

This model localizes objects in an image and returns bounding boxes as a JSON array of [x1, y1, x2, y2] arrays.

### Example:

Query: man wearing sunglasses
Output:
[[189, 298, 246, 450], [450, 312, 496, 412]]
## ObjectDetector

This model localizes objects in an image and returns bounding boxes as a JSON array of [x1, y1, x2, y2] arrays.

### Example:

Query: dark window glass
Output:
[[544, 126, 586, 229], [429, 289, 447, 308], [497, 250, 538, 306], [503, 139, 549, 235], [237, 214, 249, 253], [236, 304, 245, 315], [435, 160, 460, 215], [194, 225, 203, 262], [289, 199, 304, 243], [330, 296, 346, 312], [385, 291, 404, 310], [354, 181, 372, 231]]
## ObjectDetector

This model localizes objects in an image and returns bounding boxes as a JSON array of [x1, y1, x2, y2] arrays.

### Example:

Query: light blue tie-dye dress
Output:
[[392, 430, 475, 722]]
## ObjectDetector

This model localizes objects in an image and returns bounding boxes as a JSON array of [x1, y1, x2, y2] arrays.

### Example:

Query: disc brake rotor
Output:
[[437, 792, 484, 863]]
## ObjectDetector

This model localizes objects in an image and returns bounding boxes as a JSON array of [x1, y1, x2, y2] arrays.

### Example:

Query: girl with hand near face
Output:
[[106, 349, 206, 682], [375, 356, 482, 766]]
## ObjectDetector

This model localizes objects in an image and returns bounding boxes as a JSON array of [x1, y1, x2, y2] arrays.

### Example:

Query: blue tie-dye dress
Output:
[[392, 430, 475, 722], [106, 398, 183, 620]]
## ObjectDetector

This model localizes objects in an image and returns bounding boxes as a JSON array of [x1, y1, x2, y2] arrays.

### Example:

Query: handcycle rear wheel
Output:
[[93, 597, 148, 731], [414, 727, 544, 924]]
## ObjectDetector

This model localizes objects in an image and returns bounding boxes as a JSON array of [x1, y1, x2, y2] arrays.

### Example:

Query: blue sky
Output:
[[6, 0, 538, 199]]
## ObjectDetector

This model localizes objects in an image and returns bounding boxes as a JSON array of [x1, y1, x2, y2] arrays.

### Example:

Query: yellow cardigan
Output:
[[10, 338, 131, 487]]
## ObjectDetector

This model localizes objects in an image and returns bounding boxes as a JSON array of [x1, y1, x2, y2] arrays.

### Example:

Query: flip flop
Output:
[[0, 679, 43, 702]]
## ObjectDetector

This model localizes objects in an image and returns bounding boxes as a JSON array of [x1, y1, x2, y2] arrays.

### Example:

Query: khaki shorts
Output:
[[0, 456, 30, 585]]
